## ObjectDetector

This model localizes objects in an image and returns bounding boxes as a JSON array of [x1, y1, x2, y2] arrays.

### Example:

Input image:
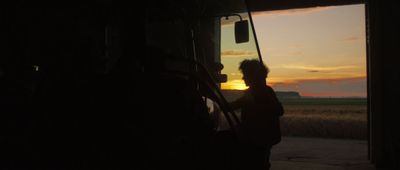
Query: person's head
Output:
[[239, 59, 269, 87]]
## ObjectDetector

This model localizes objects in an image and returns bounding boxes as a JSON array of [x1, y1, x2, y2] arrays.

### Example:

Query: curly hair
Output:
[[239, 59, 269, 82]]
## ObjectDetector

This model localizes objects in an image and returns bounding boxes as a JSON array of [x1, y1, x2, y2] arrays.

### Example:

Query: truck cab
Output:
[[145, 1, 260, 168]]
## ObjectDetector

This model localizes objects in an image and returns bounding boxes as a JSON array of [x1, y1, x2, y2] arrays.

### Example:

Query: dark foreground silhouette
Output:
[[230, 59, 284, 170]]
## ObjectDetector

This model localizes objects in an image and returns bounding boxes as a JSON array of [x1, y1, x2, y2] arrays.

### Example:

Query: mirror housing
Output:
[[214, 62, 227, 83], [216, 74, 228, 83], [235, 20, 249, 43]]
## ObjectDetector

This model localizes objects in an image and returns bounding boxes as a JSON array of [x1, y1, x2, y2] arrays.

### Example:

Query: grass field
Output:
[[279, 97, 367, 105], [221, 90, 368, 140], [280, 102, 367, 140]]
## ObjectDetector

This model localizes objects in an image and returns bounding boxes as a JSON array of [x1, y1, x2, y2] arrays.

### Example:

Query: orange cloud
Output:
[[271, 77, 367, 97], [269, 76, 365, 85], [221, 76, 366, 97], [300, 91, 365, 97], [342, 36, 360, 42], [279, 64, 358, 71], [221, 50, 257, 58], [253, 6, 335, 17]]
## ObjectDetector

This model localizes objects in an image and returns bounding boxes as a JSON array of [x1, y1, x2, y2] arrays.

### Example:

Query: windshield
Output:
[[220, 12, 261, 91], [213, 2, 262, 130]]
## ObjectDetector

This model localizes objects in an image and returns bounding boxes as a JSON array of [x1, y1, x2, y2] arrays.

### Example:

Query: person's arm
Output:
[[229, 96, 245, 111], [268, 86, 284, 116], [273, 93, 284, 117], [276, 100, 284, 117]]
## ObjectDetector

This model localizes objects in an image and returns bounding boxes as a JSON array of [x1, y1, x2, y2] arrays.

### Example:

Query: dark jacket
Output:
[[235, 85, 284, 146]]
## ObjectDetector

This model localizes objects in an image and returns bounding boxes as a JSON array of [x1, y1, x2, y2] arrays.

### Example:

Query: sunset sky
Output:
[[220, 4, 367, 97]]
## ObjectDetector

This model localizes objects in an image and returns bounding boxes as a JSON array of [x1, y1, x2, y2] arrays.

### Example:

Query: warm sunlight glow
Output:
[[221, 80, 248, 90]]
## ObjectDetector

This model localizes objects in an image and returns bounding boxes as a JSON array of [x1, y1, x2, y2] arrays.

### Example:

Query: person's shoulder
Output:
[[242, 89, 255, 102], [263, 85, 279, 99], [264, 85, 275, 92]]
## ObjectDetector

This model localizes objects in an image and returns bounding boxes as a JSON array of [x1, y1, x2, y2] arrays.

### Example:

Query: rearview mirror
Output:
[[216, 74, 227, 83], [235, 20, 249, 43], [214, 63, 227, 83]]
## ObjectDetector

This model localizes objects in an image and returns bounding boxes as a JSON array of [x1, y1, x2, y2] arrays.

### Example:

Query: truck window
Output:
[[220, 12, 261, 93]]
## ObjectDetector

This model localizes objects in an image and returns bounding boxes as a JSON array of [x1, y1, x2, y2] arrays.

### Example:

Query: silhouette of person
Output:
[[229, 59, 284, 170]]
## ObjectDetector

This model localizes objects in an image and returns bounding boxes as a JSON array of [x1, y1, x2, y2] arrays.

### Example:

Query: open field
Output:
[[280, 98, 367, 140], [279, 97, 367, 105], [221, 90, 368, 140], [281, 104, 367, 139]]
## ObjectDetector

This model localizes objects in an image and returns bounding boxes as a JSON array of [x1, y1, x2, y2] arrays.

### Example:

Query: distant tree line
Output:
[[276, 91, 301, 99]]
